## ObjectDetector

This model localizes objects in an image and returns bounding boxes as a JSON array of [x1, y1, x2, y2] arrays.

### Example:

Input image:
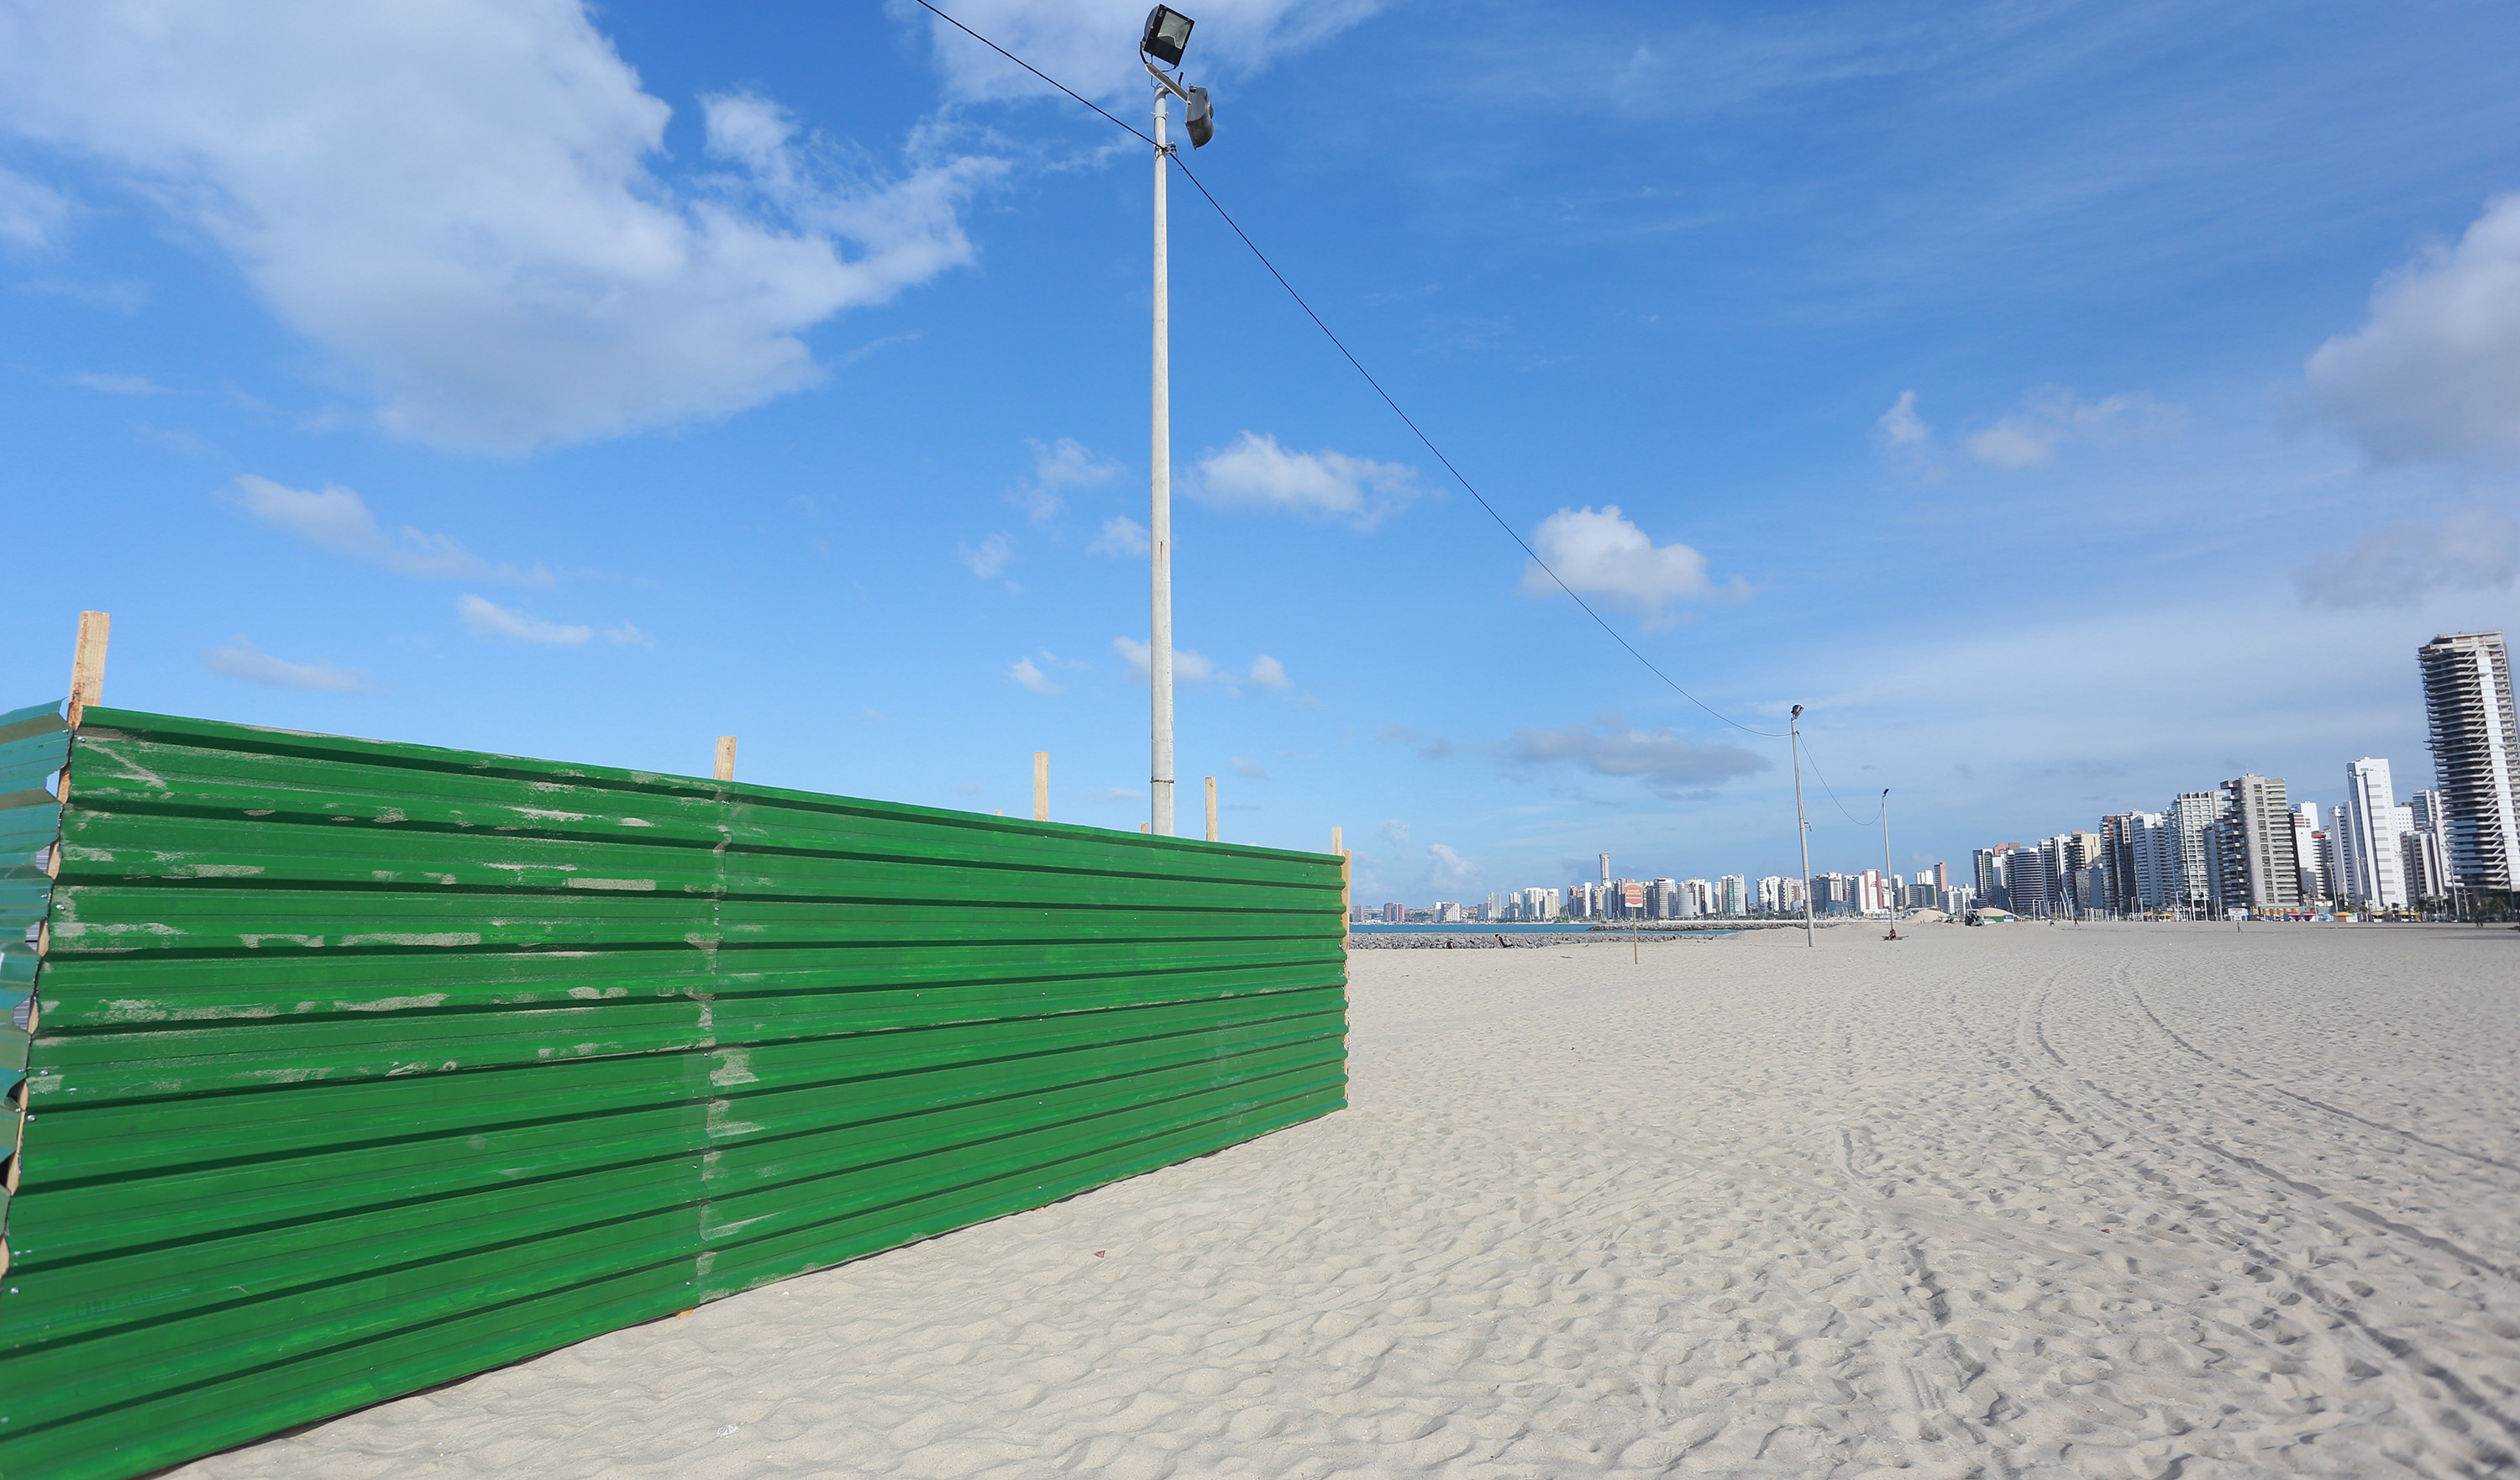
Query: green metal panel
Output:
[[0, 706, 1347, 1480]]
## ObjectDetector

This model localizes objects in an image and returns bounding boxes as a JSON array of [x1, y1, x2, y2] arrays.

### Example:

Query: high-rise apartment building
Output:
[[2166, 792, 2222, 909], [2289, 803, 2324, 902], [2124, 811, 2176, 910], [2213, 774, 2300, 914], [2402, 790, 2452, 900], [2418, 631, 2520, 894], [2339, 758, 2408, 909], [1717, 874, 1746, 916], [2002, 846, 2046, 916]]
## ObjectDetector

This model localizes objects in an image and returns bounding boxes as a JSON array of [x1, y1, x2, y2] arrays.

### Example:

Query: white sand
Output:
[[173, 923, 2520, 1479]]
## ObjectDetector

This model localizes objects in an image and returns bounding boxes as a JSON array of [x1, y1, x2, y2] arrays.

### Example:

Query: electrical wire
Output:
[[911, 0, 1786, 742], [1793, 732, 1883, 827]]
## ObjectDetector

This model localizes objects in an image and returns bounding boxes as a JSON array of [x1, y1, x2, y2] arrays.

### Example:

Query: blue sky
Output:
[[3, 0, 2517, 903]]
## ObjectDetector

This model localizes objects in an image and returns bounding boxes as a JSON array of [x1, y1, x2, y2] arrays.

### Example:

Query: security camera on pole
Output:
[[1139, 6, 1213, 836]]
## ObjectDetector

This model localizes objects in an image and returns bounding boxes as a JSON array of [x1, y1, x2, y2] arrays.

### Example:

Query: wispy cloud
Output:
[[1877, 389, 1930, 449], [72, 371, 167, 396], [1085, 785, 1144, 805], [1500, 719, 1768, 797], [1088, 515, 1150, 557], [1231, 756, 1270, 779], [1190, 432, 1425, 529], [2295, 509, 2520, 609], [0, 164, 66, 246], [2304, 193, 2520, 464], [200, 638, 370, 692], [228, 475, 553, 585], [958, 533, 1014, 580], [1009, 655, 1063, 695], [1009, 436, 1121, 525], [1427, 842, 1479, 890], [1375, 723, 1457, 761], [1247, 654, 1289, 689], [1521, 506, 1744, 627], [1964, 388, 2180, 470], [1113, 635, 1217, 684], [457, 594, 591, 646]]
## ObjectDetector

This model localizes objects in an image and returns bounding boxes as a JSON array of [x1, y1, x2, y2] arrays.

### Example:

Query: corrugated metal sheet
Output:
[[1, 706, 1347, 1480]]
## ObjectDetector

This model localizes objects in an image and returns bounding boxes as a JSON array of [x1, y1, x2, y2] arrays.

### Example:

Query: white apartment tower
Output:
[[2417, 631, 2520, 893], [2339, 758, 2409, 909]]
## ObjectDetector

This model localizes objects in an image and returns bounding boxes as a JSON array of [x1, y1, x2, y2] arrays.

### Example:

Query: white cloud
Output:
[[1427, 842, 1479, 890], [1521, 505, 1740, 627], [909, 0, 1382, 106], [958, 533, 1015, 580], [200, 638, 370, 692], [2305, 195, 2520, 464], [0, 164, 66, 245], [1378, 818, 1410, 846], [2295, 509, 2520, 609], [1089, 515, 1150, 556], [1009, 655, 1064, 695], [603, 622, 653, 648], [1231, 756, 1269, 779], [1190, 432, 1423, 528], [1501, 720, 1769, 798], [1112, 635, 1215, 684], [0, 5, 994, 453], [1011, 436, 1121, 525], [457, 593, 591, 646], [1247, 654, 1289, 689], [72, 370, 164, 395], [1877, 390, 1930, 449], [226, 475, 552, 585], [1964, 387, 2179, 470]]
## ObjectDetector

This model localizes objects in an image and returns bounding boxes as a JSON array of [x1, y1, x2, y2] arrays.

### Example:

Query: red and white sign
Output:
[[1622, 882, 1644, 910]]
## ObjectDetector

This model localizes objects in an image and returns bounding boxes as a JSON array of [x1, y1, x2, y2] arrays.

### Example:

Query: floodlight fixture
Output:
[[1184, 86, 1213, 147], [1141, 5, 1194, 66]]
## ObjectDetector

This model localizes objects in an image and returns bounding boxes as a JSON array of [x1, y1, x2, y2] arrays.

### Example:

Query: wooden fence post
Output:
[[67, 611, 109, 728], [714, 736, 738, 782], [1033, 752, 1049, 821], [1331, 827, 1348, 925], [1204, 777, 1217, 842]]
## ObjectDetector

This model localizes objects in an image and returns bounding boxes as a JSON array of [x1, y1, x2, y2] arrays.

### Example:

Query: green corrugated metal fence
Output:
[[0, 705, 1347, 1480]]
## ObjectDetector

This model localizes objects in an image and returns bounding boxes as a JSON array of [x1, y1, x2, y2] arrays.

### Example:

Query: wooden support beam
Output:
[[67, 611, 109, 728], [1033, 751, 1049, 821], [1204, 776, 1217, 842], [714, 736, 738, 782], [1331, 826, 1349, 925]]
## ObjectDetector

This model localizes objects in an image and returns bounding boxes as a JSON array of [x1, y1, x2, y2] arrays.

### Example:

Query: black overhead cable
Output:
[[911, 0, 1788, 743]]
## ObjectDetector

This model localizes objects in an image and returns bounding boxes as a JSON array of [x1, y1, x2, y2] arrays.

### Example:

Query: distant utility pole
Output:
[[1791, 705, 1814, 948], [1882, 789, 1894, 930]]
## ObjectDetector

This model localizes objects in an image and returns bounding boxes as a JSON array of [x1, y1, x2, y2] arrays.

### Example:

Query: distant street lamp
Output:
[[1791, 705, 1814, 948], [1138, 4, 1215, 835]]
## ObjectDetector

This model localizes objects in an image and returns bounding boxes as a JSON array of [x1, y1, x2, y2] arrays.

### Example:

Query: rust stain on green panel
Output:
[[1, 706, 1347, 1480]]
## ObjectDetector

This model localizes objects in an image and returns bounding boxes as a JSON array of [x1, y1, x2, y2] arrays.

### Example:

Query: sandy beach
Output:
[[167, 922, 2520, 1479]]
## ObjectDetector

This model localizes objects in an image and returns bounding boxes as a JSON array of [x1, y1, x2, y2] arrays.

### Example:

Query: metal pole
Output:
[[1882, 788, 1893, 932], [1791, 705, 1814, 948], [1148, 90, 1175, 837]]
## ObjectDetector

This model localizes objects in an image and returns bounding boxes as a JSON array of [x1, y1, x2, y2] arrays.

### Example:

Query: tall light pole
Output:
[[1147, 76, 1174, 836], [1791, 705, 1814, 948], [1140, 6, 1210, 837], [1881, 788, 1896, 932]]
